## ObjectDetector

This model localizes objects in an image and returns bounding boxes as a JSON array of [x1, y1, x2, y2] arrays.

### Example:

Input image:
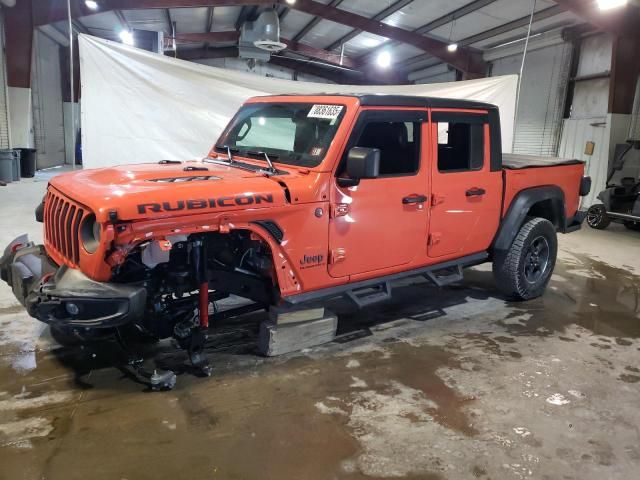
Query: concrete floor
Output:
[[1, 173, 639, 480]]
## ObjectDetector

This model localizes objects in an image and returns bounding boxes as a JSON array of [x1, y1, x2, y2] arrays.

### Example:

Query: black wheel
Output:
[[586, 204, 610, 229], [493, 217, 558, 300], [624, 221, 640, 231]]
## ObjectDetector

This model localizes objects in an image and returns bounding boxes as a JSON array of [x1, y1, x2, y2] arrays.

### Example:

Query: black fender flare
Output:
[[492, 186, 566, 253]]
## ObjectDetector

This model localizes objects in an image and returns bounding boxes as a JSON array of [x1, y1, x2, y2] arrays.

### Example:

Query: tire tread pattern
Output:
[[493, 217, 557, 300]]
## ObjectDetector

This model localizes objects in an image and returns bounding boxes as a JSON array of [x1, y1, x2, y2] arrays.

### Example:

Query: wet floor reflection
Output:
[[0, 252, 639, 479]]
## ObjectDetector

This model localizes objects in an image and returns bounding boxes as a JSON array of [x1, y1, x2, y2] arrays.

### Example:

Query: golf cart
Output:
[[587, 142, 640, 231]]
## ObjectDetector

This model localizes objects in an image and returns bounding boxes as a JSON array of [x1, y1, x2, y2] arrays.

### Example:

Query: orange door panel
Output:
[[428, 111, 502, 258], [328, 111, 430, 278]]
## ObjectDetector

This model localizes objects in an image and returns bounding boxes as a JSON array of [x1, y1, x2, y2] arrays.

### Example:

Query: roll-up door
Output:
[[492, 42, 572, 156]]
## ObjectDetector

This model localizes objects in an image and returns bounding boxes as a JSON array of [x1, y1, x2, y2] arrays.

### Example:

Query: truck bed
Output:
[[502, 154, 586, 224], [503, 153, 584, 170]]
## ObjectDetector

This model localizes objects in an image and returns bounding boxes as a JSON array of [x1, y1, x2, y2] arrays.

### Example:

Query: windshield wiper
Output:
[[213, 144, 239, 164], [246, 150, 278, 174]]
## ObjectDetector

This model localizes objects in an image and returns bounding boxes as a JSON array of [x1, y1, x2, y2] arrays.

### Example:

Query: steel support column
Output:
[[609, 35, 640, 115]]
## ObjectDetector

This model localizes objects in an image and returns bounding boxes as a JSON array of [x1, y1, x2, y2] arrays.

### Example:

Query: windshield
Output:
[[217, 102, 346, 168]]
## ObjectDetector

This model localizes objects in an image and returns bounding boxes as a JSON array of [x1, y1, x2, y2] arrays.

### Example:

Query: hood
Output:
[[49, 161, 289, 222]]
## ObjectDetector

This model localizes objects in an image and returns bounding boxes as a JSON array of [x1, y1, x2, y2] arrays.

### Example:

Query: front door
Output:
[[329, 110, 429, 278], [428, 110, 502, 258]]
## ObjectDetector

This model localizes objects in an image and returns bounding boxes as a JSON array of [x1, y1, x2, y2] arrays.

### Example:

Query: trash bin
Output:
[[0, 149, 16, 183], [11, 149, 20, 181], [17, 148, 37, 178]]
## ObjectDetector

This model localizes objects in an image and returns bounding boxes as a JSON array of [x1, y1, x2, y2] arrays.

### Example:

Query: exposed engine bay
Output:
[[113, 231, 275, 341]]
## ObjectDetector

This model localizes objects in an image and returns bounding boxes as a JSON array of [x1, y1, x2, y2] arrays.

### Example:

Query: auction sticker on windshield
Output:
[[308, 105, 344, 120]]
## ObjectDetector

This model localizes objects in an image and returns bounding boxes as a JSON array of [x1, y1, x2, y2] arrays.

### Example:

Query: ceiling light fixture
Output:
[[597, 0, 628, 10], [84, 0, 99, 10], [285, 0, 297, 5], [446, 17, 459, 54], [119, 30, 134, 46], [377, 51, 392, 68]]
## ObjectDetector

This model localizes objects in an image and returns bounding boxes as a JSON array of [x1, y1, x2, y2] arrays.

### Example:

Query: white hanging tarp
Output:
[[79, 35, 518, 169]]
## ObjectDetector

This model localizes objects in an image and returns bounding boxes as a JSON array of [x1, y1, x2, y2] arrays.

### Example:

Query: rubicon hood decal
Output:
[[138, 194, 274, 214]]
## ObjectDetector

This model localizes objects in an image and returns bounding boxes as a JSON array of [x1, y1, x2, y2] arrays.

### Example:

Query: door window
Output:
[[434, 113, 486, 173], [339, 111, 425, 177]]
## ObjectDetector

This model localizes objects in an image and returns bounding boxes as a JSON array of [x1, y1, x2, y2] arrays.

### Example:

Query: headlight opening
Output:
[[80, 213, 101, 253]]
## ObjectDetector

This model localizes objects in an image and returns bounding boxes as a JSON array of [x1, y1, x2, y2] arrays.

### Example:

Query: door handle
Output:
[[465, 188, 486, 197], [402, 194, 428, 205]]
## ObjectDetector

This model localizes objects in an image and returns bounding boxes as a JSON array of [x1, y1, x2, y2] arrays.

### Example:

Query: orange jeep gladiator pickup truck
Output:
[[1, 94, 590, 376]]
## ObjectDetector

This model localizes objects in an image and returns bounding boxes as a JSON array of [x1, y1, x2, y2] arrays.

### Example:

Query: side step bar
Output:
[[346, 282, 392, 308], [284, 252, 488, 308], [345, 264, 462, 308], [424, 265, 464, 287], [607, 211, 640, 222]]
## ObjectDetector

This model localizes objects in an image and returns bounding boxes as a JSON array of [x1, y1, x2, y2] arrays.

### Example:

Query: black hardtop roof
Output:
[[256, 93, 498, 111]]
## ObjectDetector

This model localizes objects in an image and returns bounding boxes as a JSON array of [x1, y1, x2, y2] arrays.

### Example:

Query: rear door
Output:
[[328, 109, 429, 278], [428, 110, 502, 258]]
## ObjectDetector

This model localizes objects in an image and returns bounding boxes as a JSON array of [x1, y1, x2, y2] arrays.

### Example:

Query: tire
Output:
[[586, 204, 610, 230], [624, 221, 640, 232], [493, 217, 558, 300]]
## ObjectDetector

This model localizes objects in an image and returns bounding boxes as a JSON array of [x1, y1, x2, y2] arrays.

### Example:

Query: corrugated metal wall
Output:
[[491, 42, 572, 156], [0, 10, 10, 149], [628, 78, 640, 141], [559, 117, 610, 208], [409, 64, 457, 85], [558, 34, 618, 208], [416, 71, 457, 85], [571, 35, 612, 118], [32, 30, 66, 169]]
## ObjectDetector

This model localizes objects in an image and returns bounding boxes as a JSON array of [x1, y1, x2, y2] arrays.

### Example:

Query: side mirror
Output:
[[338, 147, 380, 187]]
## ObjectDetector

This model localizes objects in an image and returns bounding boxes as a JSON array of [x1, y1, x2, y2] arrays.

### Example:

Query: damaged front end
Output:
[[0, 235, 146, 329]]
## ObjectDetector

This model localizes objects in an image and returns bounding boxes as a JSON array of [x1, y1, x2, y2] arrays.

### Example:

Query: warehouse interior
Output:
[[1, 1, 640, 479]]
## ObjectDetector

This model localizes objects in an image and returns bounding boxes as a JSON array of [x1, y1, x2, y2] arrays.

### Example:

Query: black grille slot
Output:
[[71, 209, 84, 264]]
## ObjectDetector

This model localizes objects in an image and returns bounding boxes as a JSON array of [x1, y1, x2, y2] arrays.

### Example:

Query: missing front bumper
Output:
[[1, 236, 146, 329]]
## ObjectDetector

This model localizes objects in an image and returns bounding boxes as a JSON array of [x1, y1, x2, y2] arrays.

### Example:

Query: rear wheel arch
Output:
[[492, 186, 566, 254], [526, 197, 564, 228]]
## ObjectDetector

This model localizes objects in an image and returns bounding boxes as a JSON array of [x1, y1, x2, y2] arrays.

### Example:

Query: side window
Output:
[[435, 114, 486, 173], [351, 117, 422, 176]]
